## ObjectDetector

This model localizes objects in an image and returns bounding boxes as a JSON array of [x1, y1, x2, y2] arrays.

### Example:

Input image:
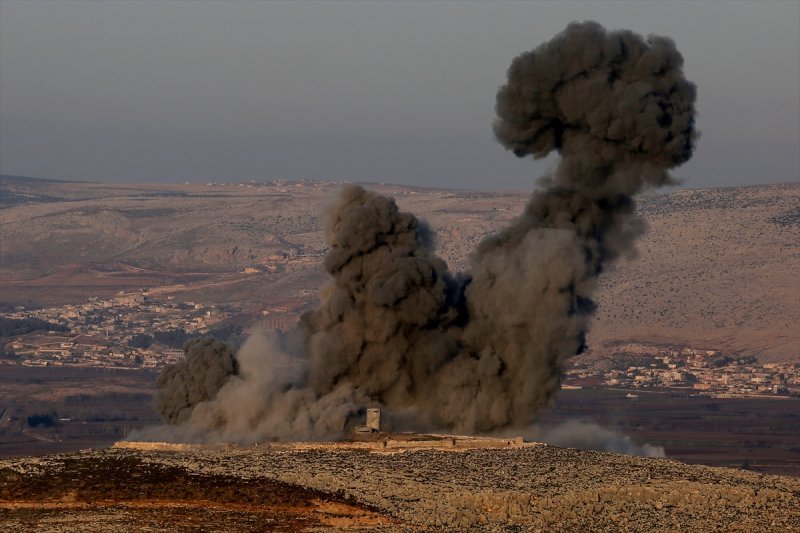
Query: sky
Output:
[[0, 0, 798, 191]]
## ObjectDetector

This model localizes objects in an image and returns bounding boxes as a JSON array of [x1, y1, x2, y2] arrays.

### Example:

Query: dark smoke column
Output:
[[147, 21, 696, 442], [436, 21, 697, 431], [155, 338, 239, 425]]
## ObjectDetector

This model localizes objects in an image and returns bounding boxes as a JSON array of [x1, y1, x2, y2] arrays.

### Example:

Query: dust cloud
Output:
[[526, 420, 666, 458]]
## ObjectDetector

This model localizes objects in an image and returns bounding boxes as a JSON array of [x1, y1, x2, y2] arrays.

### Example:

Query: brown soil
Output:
[[0, 453, 396, 531]]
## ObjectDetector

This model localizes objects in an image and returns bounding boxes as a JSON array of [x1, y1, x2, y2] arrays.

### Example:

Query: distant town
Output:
[[1, 293, 798, 400], [0, 291, 300, 370], [564, 343, 800, 399]]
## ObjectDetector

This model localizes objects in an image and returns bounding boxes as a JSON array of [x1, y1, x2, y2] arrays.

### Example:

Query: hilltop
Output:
[[1, 440, 798, 531], [1, 176, 797, 361]]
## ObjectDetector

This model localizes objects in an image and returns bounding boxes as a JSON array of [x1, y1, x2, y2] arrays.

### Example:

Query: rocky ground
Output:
[[1, 441, 798, 531]]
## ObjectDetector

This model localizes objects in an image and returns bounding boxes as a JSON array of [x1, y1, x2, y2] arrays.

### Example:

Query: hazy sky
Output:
[[1, 0, 798, 190]]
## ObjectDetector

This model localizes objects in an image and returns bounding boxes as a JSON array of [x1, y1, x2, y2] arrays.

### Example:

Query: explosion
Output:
[[142, 21, 696, 443]]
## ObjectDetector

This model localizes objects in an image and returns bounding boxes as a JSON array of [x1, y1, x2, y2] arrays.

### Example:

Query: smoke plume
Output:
[[154, 338, 238, 424], [145, 21, 696, 443], [526, 420, 665, 458]]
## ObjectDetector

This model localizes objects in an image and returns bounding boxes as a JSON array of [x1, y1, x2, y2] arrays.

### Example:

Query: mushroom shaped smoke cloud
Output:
[[144, 21, 696, 443]]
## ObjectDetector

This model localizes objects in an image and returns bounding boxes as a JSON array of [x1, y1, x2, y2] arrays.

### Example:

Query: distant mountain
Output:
[[591, 182, 799, 363], [0, 175, 77, 208], [0, 179, 797, 361], [0, 174, 77, 184]]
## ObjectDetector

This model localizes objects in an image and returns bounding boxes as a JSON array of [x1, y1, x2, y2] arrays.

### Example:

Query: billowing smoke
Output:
[[144, 21, 696, 443], [154, 338, 238, 424], [526, 420, 665, 458]]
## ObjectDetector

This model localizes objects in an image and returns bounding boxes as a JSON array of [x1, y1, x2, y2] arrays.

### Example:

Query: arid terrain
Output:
[[1, 177, 799, 529], [2, 176, 797, 362], [1, 440, 798, 531]]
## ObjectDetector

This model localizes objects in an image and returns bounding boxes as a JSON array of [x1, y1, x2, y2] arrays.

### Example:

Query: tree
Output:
[[128, 333, 153, 349], [27, 412, 57, 428]]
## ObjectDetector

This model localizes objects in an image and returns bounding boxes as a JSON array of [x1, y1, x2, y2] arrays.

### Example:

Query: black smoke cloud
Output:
[[155, 338, 238, 424], [142, 21, 696, 443]]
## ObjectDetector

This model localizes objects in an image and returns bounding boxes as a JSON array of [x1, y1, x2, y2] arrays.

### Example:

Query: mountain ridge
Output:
[[1, 178, 797, 361]]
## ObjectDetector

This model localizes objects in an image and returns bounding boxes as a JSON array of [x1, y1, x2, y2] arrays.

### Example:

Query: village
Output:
[[1, 296, 798, 400], [563, 343, 800, 399], [0, 291, 300, 370]]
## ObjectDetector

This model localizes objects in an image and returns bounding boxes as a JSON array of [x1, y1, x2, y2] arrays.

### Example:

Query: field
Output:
[[0, 367, 159, 458], [541, 389, 800, 476], [2, 367, 798, 477]]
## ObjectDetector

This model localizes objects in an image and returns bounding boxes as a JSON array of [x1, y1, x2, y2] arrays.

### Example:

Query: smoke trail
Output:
[[148, 21, 696, 442]]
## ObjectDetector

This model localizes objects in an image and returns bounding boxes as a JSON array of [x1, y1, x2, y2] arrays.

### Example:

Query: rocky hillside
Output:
[[591, 183, 799, 362], [1, 442, 798, 531], [1, 176, 797, 360]]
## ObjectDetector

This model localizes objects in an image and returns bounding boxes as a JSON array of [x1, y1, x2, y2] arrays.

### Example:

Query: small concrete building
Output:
[[357, 408, 382, 433]]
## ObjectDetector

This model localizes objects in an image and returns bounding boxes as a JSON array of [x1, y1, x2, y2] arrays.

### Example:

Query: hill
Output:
[[0, 176, 797, 361], [1, 441, 798, 531]]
